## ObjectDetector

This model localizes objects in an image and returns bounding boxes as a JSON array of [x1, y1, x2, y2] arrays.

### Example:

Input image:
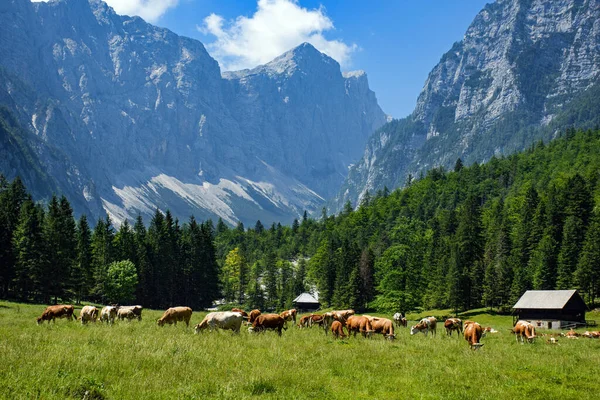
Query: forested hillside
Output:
[[1, 128, 599, 312]]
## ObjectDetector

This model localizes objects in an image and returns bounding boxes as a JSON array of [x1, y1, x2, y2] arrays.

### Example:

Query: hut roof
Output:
[[512, 290, 585, 310], [293, 293, 319, 304]]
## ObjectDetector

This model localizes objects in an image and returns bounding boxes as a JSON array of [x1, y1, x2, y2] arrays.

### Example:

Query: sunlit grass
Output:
[[1, 301, 599, 399]]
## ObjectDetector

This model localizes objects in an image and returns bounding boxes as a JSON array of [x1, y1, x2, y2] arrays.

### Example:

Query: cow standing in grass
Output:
[[280, 309, 297, 328], [251, 314, 286, 336], [248, 309, 262, 325], [444, 318, 463, 336], [411, 317, 437, 337], [393, 313, 407, 328], [36, 305, 75, 324], [464, 321, 484, 350], [346, 316, 373, 338], [331, 320, 347, 339], [100, 306, 117, 325], [195, 311, 243, 333], [79, 306, 99, 324], [513, 320, 536, 344], [118, 305, 143, 321], [367, 316, 395, 340], [157, 307, 193, 327], [297, 315, 311, 328]]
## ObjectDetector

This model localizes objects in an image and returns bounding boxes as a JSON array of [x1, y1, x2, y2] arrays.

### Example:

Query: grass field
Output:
[[1, 302, 599, 399]]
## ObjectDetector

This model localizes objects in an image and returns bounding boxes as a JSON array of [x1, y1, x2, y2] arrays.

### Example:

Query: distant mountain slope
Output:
[[0, 0, 386, 225], [335, 0, 600, 209]]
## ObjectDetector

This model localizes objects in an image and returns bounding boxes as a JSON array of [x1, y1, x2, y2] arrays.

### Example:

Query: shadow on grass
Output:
[[246, 379, 277, 396]]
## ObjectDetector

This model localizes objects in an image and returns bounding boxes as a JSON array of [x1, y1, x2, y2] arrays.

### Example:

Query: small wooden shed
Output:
[[293, 293, 320, 312], [512, 290, 588, 329]]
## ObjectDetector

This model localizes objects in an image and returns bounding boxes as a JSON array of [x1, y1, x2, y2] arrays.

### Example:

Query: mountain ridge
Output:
[[0, 0, 386, 226]]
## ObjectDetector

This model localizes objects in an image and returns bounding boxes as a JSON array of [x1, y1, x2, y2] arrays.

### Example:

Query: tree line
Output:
[[0, 182, 219, 310], [1, 128, 600, 313]]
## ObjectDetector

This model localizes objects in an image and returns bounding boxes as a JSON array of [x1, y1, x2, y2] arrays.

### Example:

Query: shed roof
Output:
[[293, 293, 319, 304], [512, 290, 583, 310]]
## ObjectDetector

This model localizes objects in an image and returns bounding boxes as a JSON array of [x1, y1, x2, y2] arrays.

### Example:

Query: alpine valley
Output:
[[0, 0, 386, 226]]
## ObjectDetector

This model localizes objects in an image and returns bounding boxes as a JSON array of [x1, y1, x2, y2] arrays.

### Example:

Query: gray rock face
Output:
[[337, 0, 600, 209], [0, 0, 385, 225]]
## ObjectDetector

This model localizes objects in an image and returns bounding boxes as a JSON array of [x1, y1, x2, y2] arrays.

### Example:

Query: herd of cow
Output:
[[36, 304, 599, 349]]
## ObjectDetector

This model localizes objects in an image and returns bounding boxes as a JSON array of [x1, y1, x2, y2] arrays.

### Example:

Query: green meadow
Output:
[[1, 301, 599, 399]]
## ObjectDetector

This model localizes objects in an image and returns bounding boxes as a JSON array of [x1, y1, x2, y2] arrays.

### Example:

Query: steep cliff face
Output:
[[0, 0, 385, 225], [338, 0, 600, 208]]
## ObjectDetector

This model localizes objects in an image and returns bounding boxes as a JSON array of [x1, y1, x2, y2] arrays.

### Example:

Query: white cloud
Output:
[[31, 0, 179, 23], [199, 0, 357, 71]]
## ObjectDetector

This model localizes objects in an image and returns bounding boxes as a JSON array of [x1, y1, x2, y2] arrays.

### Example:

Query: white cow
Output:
[[194, 312, 243, 334], [80, 306, 99, 324], [411, 317, 437, 336], [393, 313, 407, 327], [100, 306, 118, 324]]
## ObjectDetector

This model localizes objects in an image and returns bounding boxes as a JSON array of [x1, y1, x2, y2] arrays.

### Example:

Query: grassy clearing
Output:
[[1, 302, 599, 399]]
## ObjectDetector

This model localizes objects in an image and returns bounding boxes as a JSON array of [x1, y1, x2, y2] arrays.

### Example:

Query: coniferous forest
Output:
[[1, 128, 600, 313]]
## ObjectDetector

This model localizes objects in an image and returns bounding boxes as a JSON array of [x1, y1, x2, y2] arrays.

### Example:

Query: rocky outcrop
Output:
[[0, 0, 385, 225], [337, 0, 600, 209]]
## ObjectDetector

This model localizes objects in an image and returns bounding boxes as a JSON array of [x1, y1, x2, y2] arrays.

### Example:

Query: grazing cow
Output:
[[157, 306, 193, 327], [79, 306, 99, 324], [583, 331, 600, 339], [248, 309, 262, 325], [346, 315, 373, 338], [369, 317, 395, 340], [393, 313, 407, 328], [251, 314, 286, 336], [100, 306, 118, 325], [463, 321, 484, 350], [309, 314, 324, 327], [36, 305, 75, 324], [297, 315, 311, 328], [331, 320, 347, 339], [444, 318, 463, 336], [117, 305, 143, 321], [563, 329, 580, 339], [513, 320, 536, 344], [280, 309, 297, 327], [195, 311, 243, 334], [411, 317, 437, 337], [322, 312, 334, 333]]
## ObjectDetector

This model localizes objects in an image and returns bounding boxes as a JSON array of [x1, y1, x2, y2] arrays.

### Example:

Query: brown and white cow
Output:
[[251, 314, 286, 336], [411, 317, 437, 337], [444, 318, 463, 336], [563, 328, 580, 339], [297, 315, 311, 328], [117, 305, 143, 321], [463, 321, 484, 350], [157, 307, 193, 327], [331, 320, 347, 339], [195, 311, 243, 334], [369, 317, 395, 340], [513, 320, 536, 344], [248, 309, 262, 325], [583, 331, 600, 339], [100, 306, 118, 325], [280, 309, 297, 328], [308, 314, 324, 327], [346, 315, 373, 338], [79, 306, 99, 324], [36, 305, 75, 324]]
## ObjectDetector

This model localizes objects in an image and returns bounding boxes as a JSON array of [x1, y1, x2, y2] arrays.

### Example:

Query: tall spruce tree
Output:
[[74, 215, 92, 303]]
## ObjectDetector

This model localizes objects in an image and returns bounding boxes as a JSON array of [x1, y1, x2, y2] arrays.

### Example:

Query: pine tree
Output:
[[246, 261, 265, 310], [264, 252, 279, 310], [12, 200, 46, 301], [575, 211, 600, 305], [74, 215, 92, 303], [91, 216, 115, 303], [133, 215, 149, 304], [358, 248, 375, 309], [0, 176, 30, 298], [556, 216, 584, 289], [531, 228, 558, 290]]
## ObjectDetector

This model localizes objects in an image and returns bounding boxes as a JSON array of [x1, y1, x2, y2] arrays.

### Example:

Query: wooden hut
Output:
[[293, 293, 320, 312], [512, 290, 588, 329]]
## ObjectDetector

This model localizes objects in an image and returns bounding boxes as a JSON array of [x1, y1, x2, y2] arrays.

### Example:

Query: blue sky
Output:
[[73, 0, 493, 118]]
